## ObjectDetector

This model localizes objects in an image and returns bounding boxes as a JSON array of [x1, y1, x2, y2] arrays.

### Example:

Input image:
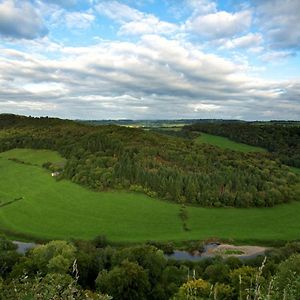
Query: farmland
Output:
[[195, 132, 267, 153], [0, 148, 300, 243]]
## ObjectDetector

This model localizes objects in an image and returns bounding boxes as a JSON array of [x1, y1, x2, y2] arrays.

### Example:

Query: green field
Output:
[[0, 148, 299, 243], [0, 148, 66, 166], [291, 167, 300, 175], [196, 132, 267, 152]]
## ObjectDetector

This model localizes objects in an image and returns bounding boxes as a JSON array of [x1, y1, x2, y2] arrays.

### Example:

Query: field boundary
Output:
[[0, 197, 23, 208]]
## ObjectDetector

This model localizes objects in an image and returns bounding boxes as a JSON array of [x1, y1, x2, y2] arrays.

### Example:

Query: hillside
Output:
[[185, 122, 300, 167], [0, 114, 298, 208]]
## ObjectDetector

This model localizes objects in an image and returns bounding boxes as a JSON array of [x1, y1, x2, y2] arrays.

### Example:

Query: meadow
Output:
[[195, 132, 267, 152], [0, 148, 300, 244]]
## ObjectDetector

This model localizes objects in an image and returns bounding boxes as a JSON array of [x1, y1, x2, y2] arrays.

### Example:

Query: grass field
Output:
[[291, 167, 300, 175], [196, 133, 267, 152], [0, 148, 299, 244], [0, 148, 66, 166]]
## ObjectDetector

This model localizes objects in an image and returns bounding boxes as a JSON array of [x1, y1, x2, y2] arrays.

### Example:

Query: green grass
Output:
[[0, 148, 66, 167], [156, 127, 182, 132], [0, 149, 300, 244], [196, 133, 267, 152], [291, 167, 300, 175]]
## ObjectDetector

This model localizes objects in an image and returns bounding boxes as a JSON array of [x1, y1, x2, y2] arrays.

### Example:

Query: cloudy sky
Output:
[[0, 0, 299, 120]]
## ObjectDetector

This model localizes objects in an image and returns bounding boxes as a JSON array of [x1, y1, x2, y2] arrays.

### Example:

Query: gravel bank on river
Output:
[[203, 243, 268, 258]]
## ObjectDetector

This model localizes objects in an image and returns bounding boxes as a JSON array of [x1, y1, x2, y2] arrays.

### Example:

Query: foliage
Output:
[[29, 240, 76, 274], [0, 235, 20, 278], [271, 254, 300, 300], [96, 260, 150, 300], [0, 273, 111, 300], [1, 235, 300, 300], [173, 278, 212, 299]]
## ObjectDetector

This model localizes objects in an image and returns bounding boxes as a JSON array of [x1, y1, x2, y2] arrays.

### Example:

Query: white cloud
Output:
[[23, 82, 68, 96], [255, 0, 300, 50], [0, 100, 56, 111], [119, 15, 178, 36], [260, 50, 295, 62], [62, 11, 95, 29], [190, 103, 221, 112], [186, 10, 252, 39], [187, 0, 217, 16], [223, 33, 263, 49], [95, 1, 178, 36], [95, 1, 142, 23], [0, 0, 48, 39]]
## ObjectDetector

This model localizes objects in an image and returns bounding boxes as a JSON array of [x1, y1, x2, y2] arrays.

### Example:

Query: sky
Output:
[[0, 0, 299, 120]]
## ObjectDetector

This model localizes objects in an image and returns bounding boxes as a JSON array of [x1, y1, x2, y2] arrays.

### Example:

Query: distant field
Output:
[[0, 148, 66, 167], [196, 132, 267, 152], [155, 127, 183, 132], [291, 167, 300, 175], [0, 148, 300, 243]]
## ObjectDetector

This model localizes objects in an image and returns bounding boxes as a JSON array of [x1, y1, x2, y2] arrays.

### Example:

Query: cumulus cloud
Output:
[[222, 33, 263, 49], [95, 1, 142, 23], [189, 103, 221, 112], [0, 0, 48, 39], [186, 10, 252, 39], [260, 50, 296, 62], [118, 15, 178, 36], [95, 1, 178, 36], [0, 35, 299, 120], [187, 0, 217, 16], [255, 0, 300, 50], [51, 10, 95, 29]]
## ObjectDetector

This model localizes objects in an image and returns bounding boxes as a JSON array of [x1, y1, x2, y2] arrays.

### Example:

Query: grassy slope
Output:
[[196, 132, 267, 152], [0, 149, 300, 243], [0, 148, 66, 166], [291, 167, 300, 175]]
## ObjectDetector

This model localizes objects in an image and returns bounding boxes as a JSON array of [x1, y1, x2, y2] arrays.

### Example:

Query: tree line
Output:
[[1, 235, 300, 300], [0, 114, 299, 208]]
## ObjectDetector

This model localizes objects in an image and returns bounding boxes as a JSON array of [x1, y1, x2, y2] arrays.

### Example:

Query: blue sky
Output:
[[0, 0, 299, 120]]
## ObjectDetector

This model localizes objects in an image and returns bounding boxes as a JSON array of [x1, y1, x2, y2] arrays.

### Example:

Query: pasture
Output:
[[195, 132, 267, 152], [0, 148, 299, 243], [291, 167, 300, 175]]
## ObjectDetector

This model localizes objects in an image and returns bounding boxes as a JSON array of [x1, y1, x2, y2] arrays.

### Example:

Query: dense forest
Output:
[[1, 235, 300, 300], [184, 122, 300, 167], [0, 114, 299, 208]]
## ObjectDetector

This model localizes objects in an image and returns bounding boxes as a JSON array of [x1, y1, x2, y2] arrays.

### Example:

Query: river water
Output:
[[13, 241, 36, 254]]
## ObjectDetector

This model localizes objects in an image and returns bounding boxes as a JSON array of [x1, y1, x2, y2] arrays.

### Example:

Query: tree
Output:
[[0, 235, 20, 278], [1, 273, 112, 300], [30, 240, 76, 274], [173, 278, 212, 300], [271, 254, 300, 300], [229, 266, 259, 299], [203, 263, 230, 284], [96, 260, 150, 300]]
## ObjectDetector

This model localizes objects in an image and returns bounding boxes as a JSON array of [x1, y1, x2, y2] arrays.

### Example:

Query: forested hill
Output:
[[184, 122, 300, 167], [0, 114, 298, 208]]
